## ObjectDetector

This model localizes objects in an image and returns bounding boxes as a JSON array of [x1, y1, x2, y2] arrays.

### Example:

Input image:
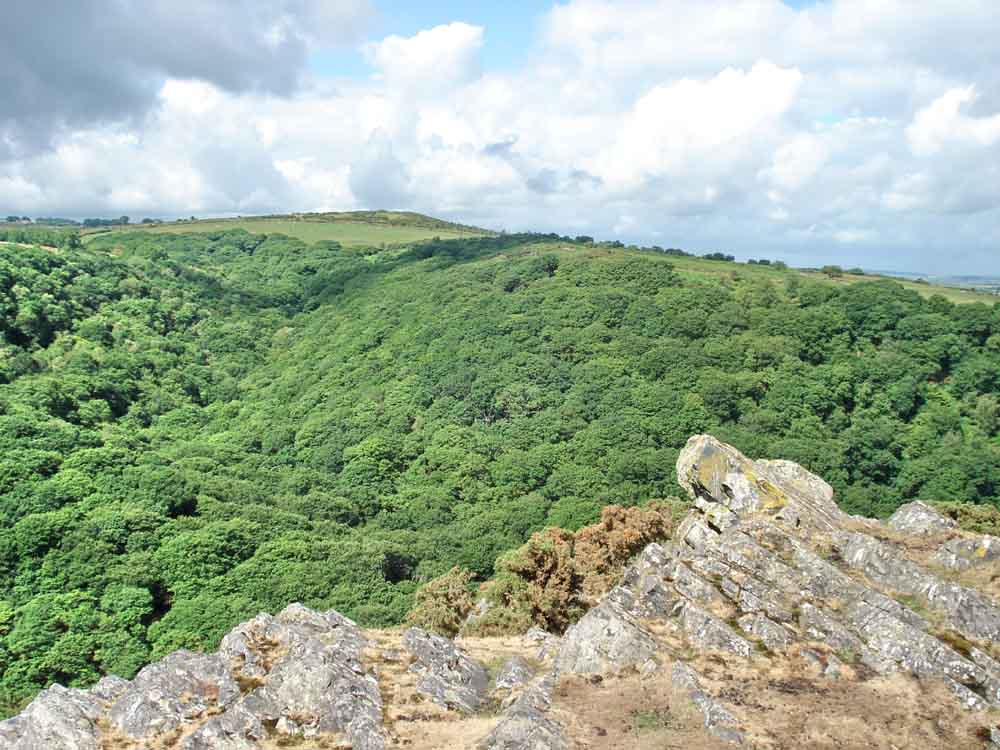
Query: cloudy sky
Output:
[[2, 0, 999, 273]]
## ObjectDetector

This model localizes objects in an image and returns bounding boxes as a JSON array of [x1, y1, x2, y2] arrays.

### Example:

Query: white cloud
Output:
[[593, 62, 802, 190], [363, 22, 484, 92], [907, 86, 1000, 156], [761, 133, 829, 191]]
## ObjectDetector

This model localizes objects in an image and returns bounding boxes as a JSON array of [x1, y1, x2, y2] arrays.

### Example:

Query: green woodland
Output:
[[1, 227, 999, 715]]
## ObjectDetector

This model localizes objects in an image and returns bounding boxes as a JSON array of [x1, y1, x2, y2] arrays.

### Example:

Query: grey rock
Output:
[[524, 626, 553, 644], [945, 678, 989, 712], [797, 603, 865, 656], [88, 675, 130, 703], [478, 711, 567, 750], [403, 627, 490, 713], [887, 501, 956, 535], [933, 535, 1000, 571], [737, 612, 794, 651], [823, 652, 845, 679], [182, 702, 265, 750], [554, 597, 659, 675], [670, 560, 727, 605], [617, 543, 679, 617], [495, 656, 535, 691], [672, 435, 1000, 712], [835, 530, 1000, 643], [479, 675, 566, 750], [671, 662, 744, 745], [242, 636, 384, 746], [678, 603, 753, 659], [0, 685, 103, 750], [109, 649, 241, 738], [524, 626, 560, 661]]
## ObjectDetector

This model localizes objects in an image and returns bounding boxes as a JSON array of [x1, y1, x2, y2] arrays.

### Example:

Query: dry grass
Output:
[[550, 672, 729, 749], [361, 629, 552, 749]]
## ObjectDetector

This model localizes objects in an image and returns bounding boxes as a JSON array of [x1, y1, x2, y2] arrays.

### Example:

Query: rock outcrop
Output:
[[2, 604, 387, 750], [4, 434, 999, 749], [402, 627, 490, 713]]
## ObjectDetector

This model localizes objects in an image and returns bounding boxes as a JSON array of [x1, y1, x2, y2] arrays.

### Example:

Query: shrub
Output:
[[930, 501, 1000, 536], [476, 528, 579, 634], [405, 566, 475, 637], [574, 503, 674, 601], [465, 502, 678, 635]]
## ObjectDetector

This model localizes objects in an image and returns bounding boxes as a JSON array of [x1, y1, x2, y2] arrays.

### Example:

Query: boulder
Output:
[[479, 673, 566, 750], [109, 650, 241, 738], [0, 685, 104, 750], [495, 656, 535, 691], [553, 597, 658, 675], [887, 501, 956, 535], [403, 627, 490, 713]]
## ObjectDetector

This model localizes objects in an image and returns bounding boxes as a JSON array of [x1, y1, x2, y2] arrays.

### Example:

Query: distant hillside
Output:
[[80, 210, 493, 249]]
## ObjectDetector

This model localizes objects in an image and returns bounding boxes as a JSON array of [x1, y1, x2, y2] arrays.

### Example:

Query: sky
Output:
[[1, 1, 999, 273]]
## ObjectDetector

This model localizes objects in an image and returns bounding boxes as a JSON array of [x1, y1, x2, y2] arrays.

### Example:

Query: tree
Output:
[[822, 265, 844, 278], [977, 394, 999, 436]]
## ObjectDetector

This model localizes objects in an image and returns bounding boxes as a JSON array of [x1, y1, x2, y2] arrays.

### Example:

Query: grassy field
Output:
[[83, 212, 490, 249], [656, 251, 998, 305]]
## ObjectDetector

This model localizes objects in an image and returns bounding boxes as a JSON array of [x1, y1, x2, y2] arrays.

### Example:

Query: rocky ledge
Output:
[[4, 434, 1000, 749]]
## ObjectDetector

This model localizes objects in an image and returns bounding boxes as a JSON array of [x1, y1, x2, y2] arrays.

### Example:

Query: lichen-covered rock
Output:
[[678, 603, 753, 659], [887, 501, 957, 535], [480, 673, 566, 750], [403, 627, 490, 713], [0, 685, 104, 750], [933, 534, 1000, 571], [671, 663, 744, 745], [553, 597, 658, 675], [109, 650, 241, 738], [676, 433, 848, 531], [495, 656, 534, 691]]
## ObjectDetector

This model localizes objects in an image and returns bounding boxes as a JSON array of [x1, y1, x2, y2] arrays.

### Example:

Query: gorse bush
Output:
[[406, 567, 475, 637], [930, 502, 1000, 536], [574, 502, 678, 601], [467, 503, 678, 635]]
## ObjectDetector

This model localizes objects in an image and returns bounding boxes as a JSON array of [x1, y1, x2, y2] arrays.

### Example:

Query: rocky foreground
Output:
[[4, 435, 1000, 749]]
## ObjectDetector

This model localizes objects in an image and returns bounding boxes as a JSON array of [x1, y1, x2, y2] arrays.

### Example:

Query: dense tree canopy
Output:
[[1, 229, 998, 715]]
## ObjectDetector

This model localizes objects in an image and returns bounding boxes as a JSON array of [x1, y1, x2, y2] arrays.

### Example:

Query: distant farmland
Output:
[[84, 212, 491, 249]]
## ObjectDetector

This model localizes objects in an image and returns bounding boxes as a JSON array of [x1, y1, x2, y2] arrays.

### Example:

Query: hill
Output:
[[0, 225, 999, 717], [4, 436, 999, 749], [79, 210, 492, 249]]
